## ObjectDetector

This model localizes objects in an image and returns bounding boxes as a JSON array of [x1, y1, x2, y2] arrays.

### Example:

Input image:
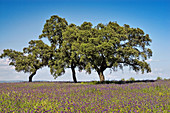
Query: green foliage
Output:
[[128, 77, 135, 81], [121, 78, 126, 81], [0, 15, 152, 82], [0, 40, 51, 82], [39, 15, 68, 46], [78, 21, 152, 81], [39, 16, 85, 82], [163, 78, 168, 81], [0, 40, 51, 73], [156, 77, 162, 80]]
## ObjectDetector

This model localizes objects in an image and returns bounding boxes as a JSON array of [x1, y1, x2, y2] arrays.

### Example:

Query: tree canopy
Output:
[[0, 15, 152, 82], [0, 40, 51, 82], [39, 16, 85, 83], [78, 22, 152, 81]]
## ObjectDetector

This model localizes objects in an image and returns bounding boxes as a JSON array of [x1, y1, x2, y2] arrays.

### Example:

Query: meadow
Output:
[[0, 80, 169, 112]]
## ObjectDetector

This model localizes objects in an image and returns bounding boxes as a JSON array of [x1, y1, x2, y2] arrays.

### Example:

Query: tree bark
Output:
[[29, 71, 36, 82], [97, 71, 105, 82], [71, 66, 77, 83]]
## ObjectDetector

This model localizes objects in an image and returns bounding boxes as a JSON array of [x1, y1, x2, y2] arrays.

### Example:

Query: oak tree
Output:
[[39, 16, 85, 83], [0, 40, 51, 82], [78, 22, 152, 81], [0, 15, 152, 82]]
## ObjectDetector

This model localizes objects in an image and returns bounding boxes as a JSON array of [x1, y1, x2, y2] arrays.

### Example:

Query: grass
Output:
[[0, 80, 170, 112]]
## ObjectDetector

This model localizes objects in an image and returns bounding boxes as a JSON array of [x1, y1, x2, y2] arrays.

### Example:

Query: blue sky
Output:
[[0, 0, 170, 81]]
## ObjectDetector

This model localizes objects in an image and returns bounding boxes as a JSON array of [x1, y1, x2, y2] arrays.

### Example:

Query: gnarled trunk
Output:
[[71, 66, 77, 83], [97, 71, 105, 82], [29, 71, 36, 82]]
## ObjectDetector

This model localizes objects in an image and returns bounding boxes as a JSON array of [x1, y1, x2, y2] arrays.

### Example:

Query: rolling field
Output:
[[0, 80, 169, 112]]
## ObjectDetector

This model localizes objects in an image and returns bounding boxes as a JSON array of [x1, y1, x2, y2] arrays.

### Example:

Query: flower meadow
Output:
[[0, 80, 169, 113]]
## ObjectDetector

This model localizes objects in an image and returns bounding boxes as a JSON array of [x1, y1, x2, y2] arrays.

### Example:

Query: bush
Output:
[[164, 78, 167, 81], [156, 77, 162, 80], [128, 77, 135, 81], [121, 78, 125, 81]]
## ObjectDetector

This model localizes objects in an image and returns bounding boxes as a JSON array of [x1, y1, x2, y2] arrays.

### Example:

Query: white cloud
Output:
[[0, 58, 15, 71], [0, 58, 10, 65], [153, 68, 163, 72], [106, 74, 118, 80], [145, 59, 160, 62], [146, 59, 153, 62]]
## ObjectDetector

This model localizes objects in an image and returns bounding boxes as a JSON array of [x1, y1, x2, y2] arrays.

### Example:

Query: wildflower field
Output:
[[0, 80, 169, 112]]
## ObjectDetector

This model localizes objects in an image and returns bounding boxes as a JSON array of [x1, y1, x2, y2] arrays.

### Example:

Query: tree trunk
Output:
[[71, 67, 77, 83], [98, 71, 105, 82], [29, 71, 36, 82]]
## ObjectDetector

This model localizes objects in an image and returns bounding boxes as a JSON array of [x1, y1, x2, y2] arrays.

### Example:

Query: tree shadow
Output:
[[83, 80, 156, 85]]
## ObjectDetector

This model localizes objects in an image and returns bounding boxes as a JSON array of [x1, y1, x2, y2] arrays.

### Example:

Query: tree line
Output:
[[0, 15, 152, 82]]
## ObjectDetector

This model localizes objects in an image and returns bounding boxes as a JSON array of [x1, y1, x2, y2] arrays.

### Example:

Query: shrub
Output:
[[164, 78, 167, 81], [156, 77, 162, 80], [128, 77, 135, 81], [121, 78, 125, 81]]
